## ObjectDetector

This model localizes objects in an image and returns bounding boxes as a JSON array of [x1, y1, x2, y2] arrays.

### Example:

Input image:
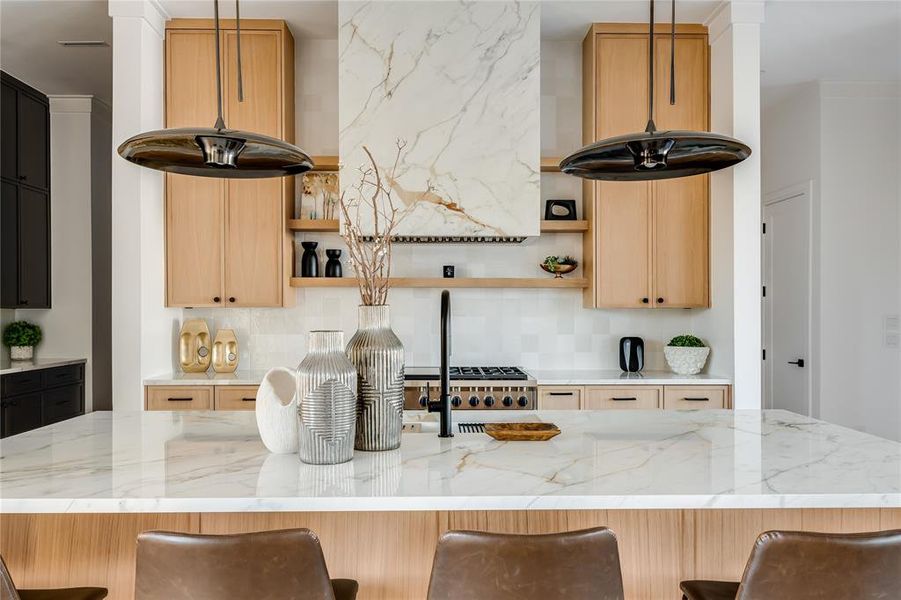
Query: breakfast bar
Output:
[[2, 409, 899, 599]]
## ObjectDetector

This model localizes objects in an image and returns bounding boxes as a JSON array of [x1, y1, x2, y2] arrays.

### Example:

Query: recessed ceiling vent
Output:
[[57, 40, 109, 47]]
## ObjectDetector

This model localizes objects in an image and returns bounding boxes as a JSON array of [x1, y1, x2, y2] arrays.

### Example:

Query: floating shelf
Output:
[[310, 155, 340, 172], [540, 157, 563, 172], [290, 277, 588, 289], [540, 220, 588, 233], [288, 219, 339, 232]]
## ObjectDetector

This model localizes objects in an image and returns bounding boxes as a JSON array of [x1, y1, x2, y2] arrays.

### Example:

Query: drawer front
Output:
[[1, 370, 43, 396], [538, 387, 582, 410], [215, 386, 259, 411], [1, 392, 42, 437], [42, 364, 84, 389], [42, 383, 84, 424], [145, 386, 213, 411], [584, 386, 661, 410], [663, 386, 727, 410]]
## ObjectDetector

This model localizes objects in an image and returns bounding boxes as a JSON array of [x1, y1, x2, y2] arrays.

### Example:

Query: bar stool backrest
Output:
[[0, 555, 22, 600], [427, 527, 625, 600], [737, 529, 901, 600], [135, 528, 337, 600]]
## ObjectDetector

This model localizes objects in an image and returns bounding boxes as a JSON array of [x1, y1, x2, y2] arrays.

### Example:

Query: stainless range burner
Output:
[[403, 366, 536, 410]]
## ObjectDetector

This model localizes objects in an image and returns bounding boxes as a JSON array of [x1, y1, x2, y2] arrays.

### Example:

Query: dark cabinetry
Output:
[[1, 71, 50, 309], [1, 363, 84, 438]]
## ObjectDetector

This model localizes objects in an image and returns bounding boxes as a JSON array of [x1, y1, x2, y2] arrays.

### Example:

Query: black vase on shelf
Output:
[[301, 241, 319, 277], [325, 249, 342, 278]]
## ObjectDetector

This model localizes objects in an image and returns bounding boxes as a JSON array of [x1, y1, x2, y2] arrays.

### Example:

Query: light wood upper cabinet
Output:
[[582, 25, 710, 309], [164, 20, 295, 308]]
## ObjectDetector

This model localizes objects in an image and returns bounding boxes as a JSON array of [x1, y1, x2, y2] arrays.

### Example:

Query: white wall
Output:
[[762, 81, 901, 440]]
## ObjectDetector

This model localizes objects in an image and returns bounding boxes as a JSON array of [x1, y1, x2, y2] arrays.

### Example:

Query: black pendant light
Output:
[[117, 0, 313, 178], [560, 0, 750, 181]]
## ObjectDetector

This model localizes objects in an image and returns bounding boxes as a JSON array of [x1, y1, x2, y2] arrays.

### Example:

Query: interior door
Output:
[[763, 187, 812, 414]]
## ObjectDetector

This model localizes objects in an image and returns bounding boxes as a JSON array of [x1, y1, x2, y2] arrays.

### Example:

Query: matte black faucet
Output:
[[428, 290, 453, 437]]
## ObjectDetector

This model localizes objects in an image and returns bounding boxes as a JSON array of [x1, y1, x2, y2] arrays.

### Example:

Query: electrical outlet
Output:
[[884, 315, 900, 349]]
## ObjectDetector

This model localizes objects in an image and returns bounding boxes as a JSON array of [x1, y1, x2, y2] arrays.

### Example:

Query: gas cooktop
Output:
[[404, 366, 531, 381]]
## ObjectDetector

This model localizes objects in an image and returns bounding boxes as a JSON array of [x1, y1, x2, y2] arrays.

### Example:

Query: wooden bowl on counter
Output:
[[484, 422, 561, 441], [539, 263, 577, 278]]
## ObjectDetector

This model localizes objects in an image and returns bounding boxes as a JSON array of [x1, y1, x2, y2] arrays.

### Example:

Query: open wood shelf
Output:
[[288, 219, 340, 232], [540, 157, 563, 172], [540, 220, 588, 233], [290, 277, 588, 289], [310, 155, 339, 171]]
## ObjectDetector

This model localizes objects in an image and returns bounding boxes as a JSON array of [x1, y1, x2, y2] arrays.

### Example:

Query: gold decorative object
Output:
[[484, 422, 561, 442], [211, 329, 239, 373], [539, 263, 578, 278], [178, 319, 211, 373]]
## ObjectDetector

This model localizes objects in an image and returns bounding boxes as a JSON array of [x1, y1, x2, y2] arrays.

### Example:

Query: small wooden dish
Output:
[[484, 422, 561, 441]]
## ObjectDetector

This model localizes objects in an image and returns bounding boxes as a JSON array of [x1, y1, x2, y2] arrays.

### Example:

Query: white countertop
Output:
[[144, 368, 731, 387], [1, 409, 896, 513], [0, 357, 86, 376], [532, 369, 731, 386]]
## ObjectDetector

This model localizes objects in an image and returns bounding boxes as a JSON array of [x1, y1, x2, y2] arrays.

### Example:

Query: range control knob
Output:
[[502, 396, 514, 407], [451, 395, 462, 408], [419, 396, 428, 408], [483, 395, 495, 408], [468, 395, 480, 407], [517, 396, 529, 408]]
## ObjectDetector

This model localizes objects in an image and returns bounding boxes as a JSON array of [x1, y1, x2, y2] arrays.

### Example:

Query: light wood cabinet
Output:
[[164, 20, 295, 308], [663, 385, 728, 410], [584, 386, 661, 410], [582, 25, 710, 309], [214, 385, 259, 410], [538, 387, 583, 410], [145, 386, 213, 411]]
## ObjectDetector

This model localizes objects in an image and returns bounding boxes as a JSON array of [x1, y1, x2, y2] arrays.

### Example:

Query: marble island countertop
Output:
[[1, 409, 897, 514], [144, 369, 732, 387]]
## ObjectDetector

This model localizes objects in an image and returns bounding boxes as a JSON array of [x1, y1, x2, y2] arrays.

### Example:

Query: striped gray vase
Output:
[[296, 330, 358, 465], [346, 305, 405, 451]]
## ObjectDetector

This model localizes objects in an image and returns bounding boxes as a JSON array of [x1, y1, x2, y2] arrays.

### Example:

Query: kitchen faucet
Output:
[[427, 290, 453, 437]]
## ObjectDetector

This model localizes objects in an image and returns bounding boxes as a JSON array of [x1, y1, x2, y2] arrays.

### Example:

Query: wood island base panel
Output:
[[3, 508, 900, 600]]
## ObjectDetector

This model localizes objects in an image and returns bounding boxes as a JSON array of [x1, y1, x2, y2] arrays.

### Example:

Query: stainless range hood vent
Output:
[[362, 235, 528, 244]]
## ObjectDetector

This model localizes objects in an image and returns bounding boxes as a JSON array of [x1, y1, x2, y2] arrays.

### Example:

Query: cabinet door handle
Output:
[[641, 297, 649, 304], [228, 297, 236, 303], [612, 397, 637, 402], [18, 175, 26, 181], [167, 397, 193, 402], [213, 296, 221, 303], [55, 399, 69, 406], [684, 397, 709, 402], [787, 359, 805, 368], [548, 392, 574, 396], [241, 397, 255, 402], [657, 297, 665, 304]]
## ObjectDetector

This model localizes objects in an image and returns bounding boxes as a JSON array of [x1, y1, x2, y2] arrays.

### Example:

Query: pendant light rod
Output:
[[670, 0, 676, 105], [235, 0, 244, 102], [645, 0, 655, 133], [213, 0, 225, 130]]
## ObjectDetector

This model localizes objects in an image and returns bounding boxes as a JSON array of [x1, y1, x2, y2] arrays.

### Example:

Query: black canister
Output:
[[301, 241, 319, 277], [619, 337, 644, 372], [325, 249, 343, 277]]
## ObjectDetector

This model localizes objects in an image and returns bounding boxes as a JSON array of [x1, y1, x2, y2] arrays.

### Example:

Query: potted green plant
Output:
[[540, 255, 578, 278], [3, 321, 42, 361], [664, 334, 709, 375]]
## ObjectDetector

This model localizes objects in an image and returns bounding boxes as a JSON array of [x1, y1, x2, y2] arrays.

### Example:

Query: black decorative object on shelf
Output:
[[325, 249, 342, 278], [545, 199, 577, 220], [443, 265, 455, 278], [619, 337, 645, 373], [301, 241, 319, 277]]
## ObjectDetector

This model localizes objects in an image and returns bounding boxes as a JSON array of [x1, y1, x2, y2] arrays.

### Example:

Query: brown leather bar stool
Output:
[[427, 527, 625, 600], [135, 528, 358, 600], [0, 554, 107, 600], [681, 529, 901, 600]]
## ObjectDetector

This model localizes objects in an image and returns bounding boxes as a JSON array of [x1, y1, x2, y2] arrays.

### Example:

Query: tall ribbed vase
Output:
[[296, 331, 358, 465], [347, 305, 405, 451]]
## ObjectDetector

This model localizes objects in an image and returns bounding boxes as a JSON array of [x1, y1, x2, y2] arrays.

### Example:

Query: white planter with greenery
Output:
[[664, 335, 709, 375], [3, 321, 42, 362]]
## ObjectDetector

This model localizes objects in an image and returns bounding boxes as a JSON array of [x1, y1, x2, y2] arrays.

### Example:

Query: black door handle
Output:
[[787, 359, 805, 368]]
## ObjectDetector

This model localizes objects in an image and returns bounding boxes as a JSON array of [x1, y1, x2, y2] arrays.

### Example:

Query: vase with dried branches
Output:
[[341, 143, 410, 451]]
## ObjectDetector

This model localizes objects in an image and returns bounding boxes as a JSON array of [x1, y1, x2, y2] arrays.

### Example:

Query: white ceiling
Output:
[[1, 0, 897, 107], [0, 0, 112, 104], [761, 0, 901, 88]]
